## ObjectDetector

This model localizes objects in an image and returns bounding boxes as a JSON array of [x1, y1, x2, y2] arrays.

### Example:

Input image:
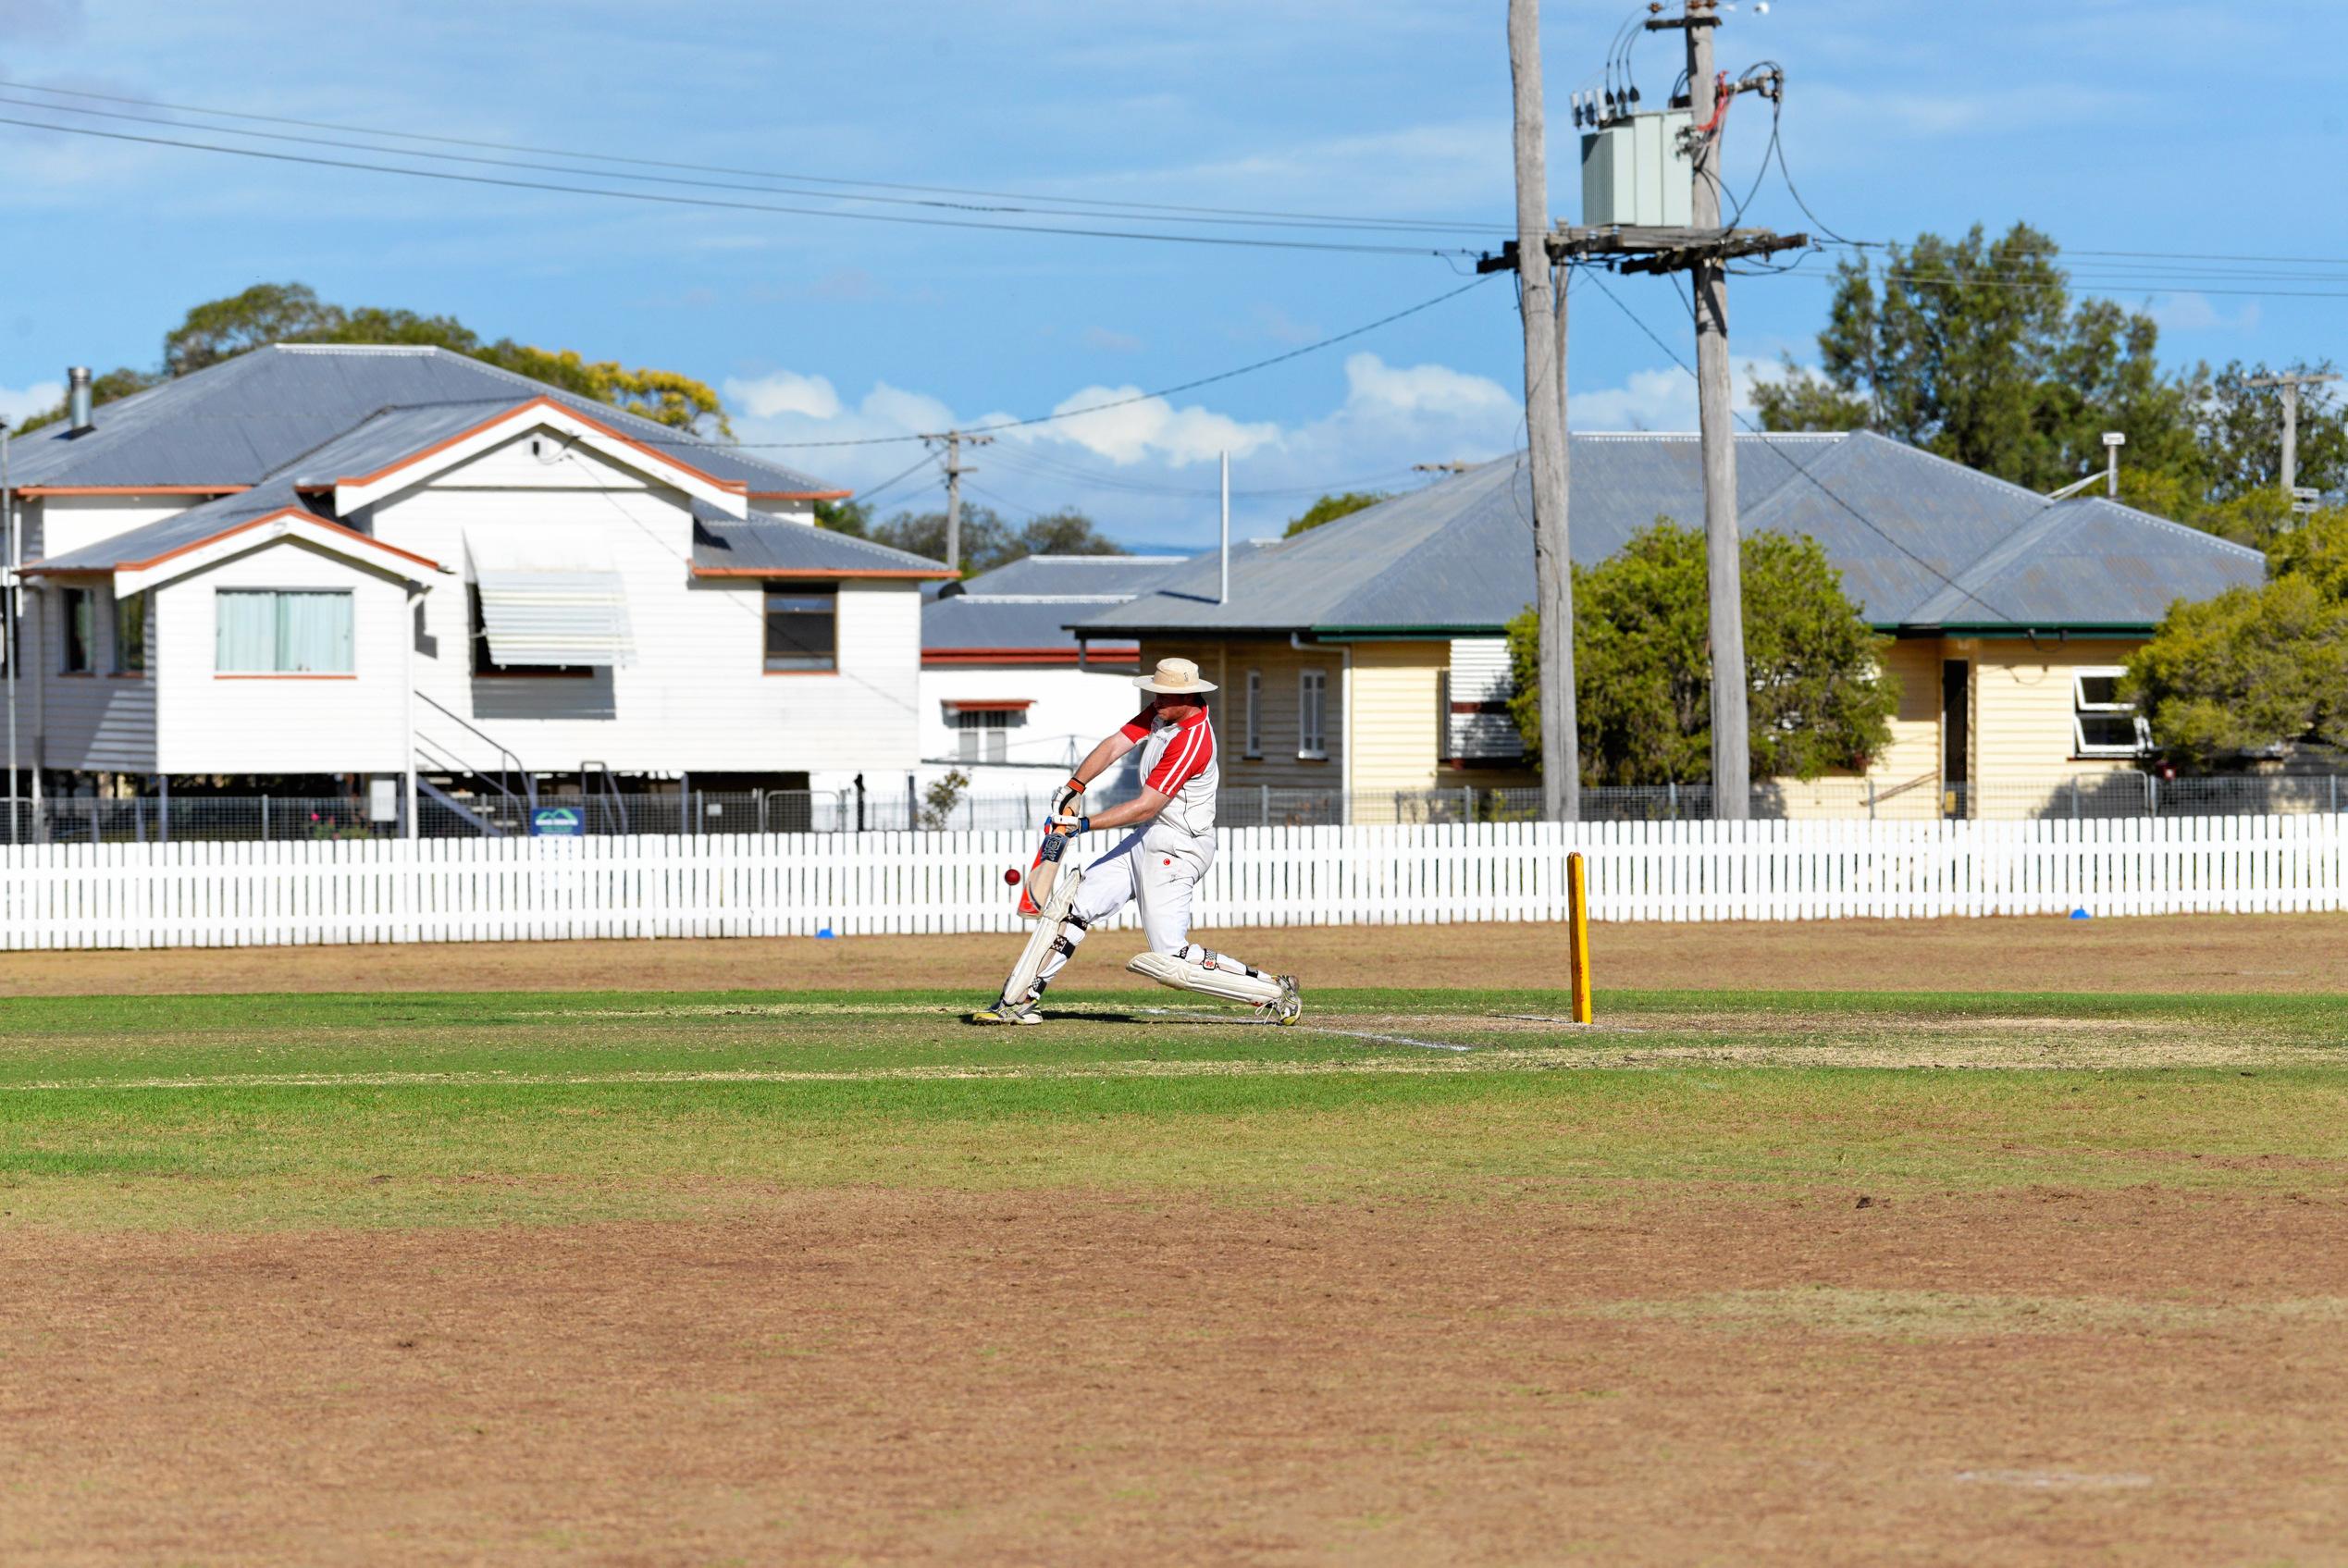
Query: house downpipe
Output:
[[67, 367, 93, 435]]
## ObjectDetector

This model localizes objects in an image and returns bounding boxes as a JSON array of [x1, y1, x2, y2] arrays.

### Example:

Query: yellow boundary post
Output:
[[1566, 850, 1593, 1024]]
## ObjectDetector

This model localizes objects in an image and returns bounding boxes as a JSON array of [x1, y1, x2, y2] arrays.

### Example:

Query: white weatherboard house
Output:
[[6, 346, 951, 824], [917, 552, 1191, 796]]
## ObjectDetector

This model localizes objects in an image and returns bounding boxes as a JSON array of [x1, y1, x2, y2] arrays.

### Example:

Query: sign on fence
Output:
[[0, 816, 2342, 951]]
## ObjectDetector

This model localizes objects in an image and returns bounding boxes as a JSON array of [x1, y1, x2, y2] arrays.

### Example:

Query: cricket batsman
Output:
[[973, 656, 1303, 1026]]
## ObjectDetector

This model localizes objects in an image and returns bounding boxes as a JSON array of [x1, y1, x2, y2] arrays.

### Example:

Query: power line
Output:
[[843, 451, 942, 508], [0, 90, 1497, 242], [0, 77, 1498, 238], [686, 272, 1501, 450], [0, 112, 1476, 260], [1578, 265, 2027, 626]]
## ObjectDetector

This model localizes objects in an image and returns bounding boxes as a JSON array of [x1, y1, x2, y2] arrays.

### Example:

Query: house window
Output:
[[1244, 669, 1263, 758], [1298, 668, 1328, 759], [468, 585, 589, 678], [216, 589, 353, 674], [953, 709, 1013, 763], [1437, 671, 1452, 760], [113, 591, 147, 674], [61, 587, 94, 673], [2073, 666, 2145, 758], [764, 584, 838, 673]]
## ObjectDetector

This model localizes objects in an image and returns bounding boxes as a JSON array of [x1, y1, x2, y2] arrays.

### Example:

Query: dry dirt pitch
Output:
[[4, 915, 2346, 1567]]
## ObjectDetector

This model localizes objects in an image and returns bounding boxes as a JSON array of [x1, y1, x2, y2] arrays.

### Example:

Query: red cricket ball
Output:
[[1005, 868, 1022, 886]]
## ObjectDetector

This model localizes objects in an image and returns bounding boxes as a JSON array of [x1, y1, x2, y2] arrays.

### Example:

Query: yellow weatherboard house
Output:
[[1071, 432, 2266, 819]]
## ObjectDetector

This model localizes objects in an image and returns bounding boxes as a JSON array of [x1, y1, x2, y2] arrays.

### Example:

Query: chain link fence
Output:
[[3, 773, 2342, 845]]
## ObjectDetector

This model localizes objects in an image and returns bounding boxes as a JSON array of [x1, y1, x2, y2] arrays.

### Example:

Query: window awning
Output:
[[464, 526, 636, 668], [943, 699, 1035, 714]]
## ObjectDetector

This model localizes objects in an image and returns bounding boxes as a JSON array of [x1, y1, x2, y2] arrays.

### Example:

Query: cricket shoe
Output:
[[970, 997, 1044, 1026], [1256, 975, 1304, 1027]]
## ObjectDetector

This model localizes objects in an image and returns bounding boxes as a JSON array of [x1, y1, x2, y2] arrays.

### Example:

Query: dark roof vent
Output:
[[67, 366, 93, 435]]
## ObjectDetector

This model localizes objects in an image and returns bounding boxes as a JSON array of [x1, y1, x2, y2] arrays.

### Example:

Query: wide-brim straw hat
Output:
[[1135, 656, 1217, 695]]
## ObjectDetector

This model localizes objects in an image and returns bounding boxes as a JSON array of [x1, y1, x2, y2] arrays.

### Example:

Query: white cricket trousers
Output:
[[1033, 826, 1217, 990]]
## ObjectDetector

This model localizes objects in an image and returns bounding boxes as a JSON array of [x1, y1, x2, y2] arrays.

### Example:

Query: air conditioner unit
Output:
[[1579, 110, 1694, 228]]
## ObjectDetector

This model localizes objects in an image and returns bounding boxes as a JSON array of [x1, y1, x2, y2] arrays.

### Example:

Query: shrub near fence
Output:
[[2, 815, 2342, 951]]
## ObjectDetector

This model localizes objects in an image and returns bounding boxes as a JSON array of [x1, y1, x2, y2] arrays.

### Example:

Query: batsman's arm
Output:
[[1064, 726, 1142, 796], [1061, 787, 1172, 835]]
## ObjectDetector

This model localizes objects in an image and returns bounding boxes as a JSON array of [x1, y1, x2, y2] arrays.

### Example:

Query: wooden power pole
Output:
[[1507, 0, 1579, 823], [1677, 0, 1749, 819], [922, 429, 994, 574], [2243, 370, 2341, 503]]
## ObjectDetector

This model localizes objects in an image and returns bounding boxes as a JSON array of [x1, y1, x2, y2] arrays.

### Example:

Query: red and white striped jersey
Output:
[[1120, 707, 1218, 838]]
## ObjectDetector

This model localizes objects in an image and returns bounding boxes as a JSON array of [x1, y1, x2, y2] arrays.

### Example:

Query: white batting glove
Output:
[[1048, 777, 1085, 818]]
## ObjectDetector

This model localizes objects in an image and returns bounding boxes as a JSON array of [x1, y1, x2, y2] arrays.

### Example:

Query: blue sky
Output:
[[0, 0, 2337, 545]]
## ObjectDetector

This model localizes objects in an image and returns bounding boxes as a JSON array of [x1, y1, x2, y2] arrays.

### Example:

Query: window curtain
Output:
[[277, 591, 352, 673], [216, 590, 276, 672], [216, 589, 352, 673]]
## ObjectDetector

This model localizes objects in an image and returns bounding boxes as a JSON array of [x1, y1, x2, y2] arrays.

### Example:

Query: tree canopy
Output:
[[2123, 506, 2348, 763], [1505, 521, 1898, 786], [815, 500, 1126, 575], [17, 281, 728, 435], [1283, 491, 1388, 537], [1751, 223, 2346, 553]]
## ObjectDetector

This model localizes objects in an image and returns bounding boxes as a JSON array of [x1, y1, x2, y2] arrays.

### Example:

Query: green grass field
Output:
[[6, 985, 2345, 1231], [9, 979, 2348, 1564]]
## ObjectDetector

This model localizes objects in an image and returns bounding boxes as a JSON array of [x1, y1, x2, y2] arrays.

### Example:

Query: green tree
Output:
[[861, 504, 1122, 574], [1283, 491, 1388, 537], [868, 507, 1013, 574], [19, 282, 729, 435], [813, 498, 871, 537], [2113, 361, 2348, 550], [1505, 521, 1899, 785], [1013, 508, 1127, 558], [1752, 223, 2194, 493], [2124, 506, 2348, 762]]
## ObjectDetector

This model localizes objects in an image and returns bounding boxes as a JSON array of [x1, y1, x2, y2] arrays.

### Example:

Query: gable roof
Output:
[[7, 344, 841, 500], [688, 501, 953, 579], [23, 481, 444, 586], [1077, 432, 2265, 638]]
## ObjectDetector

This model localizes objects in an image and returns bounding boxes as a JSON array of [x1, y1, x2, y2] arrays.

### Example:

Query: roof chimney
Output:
[[67, 366, 93, 435]]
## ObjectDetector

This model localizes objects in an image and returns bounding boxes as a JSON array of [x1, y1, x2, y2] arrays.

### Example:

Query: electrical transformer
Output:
[[1579, 109, 1693, 228]]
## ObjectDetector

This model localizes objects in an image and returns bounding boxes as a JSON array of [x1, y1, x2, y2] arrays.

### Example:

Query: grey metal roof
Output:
[[949, 553, 1188, 599], [1078, 432, 2266, 636], [8, 344, 839, 496], [28, 482, 326, 571], [689, 502, 951, 577], [280, 401, 540, 488], [924, 595, 1142, 651]]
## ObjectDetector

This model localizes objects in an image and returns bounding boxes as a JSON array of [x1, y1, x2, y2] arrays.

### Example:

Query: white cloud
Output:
[[722, 351, 1527, 544], [1034, 386, 1279, 466], [725, 368, 842, 421], [1570, 358, 1799, 434], [1081, 326, 1143, 353], [2148, 291, 2262, 335], [1340, 352, 1517, 420], [0, 380, 63, 426]]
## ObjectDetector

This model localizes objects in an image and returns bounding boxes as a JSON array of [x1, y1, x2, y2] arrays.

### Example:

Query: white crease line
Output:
[[1124, 1006, 1473, 1053], [1298, 1025, 1475, 1054]]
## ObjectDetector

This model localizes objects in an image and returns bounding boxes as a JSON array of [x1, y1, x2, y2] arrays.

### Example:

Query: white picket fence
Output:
[[2, 816, 2344, 951]]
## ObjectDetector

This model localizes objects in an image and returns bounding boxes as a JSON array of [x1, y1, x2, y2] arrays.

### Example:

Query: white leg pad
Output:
[[1126, 949, 1283, 1006], [1001, 860, 1083, 1005]]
